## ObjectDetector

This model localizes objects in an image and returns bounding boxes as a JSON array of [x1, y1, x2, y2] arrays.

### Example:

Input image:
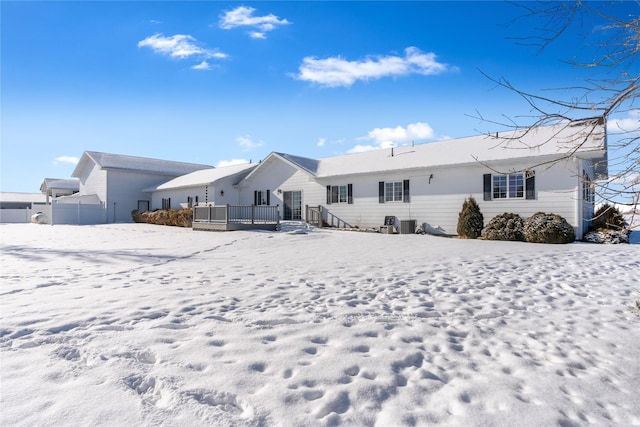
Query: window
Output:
[[384, 182, 401, 202], [331, 185, 347, 203], [254, 190, 270, 206], [378, 180, 410, 203], [187, 196, 193, 208], [492, 174, 522, 199], [509, 174, 524, 198], [326, 184, 353, 204], [493, 175, 508, 199], [162, 198, 171, 209], [484, 172, 535, 201]]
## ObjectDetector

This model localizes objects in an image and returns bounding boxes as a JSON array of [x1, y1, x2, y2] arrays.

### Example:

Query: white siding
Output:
[[478, 159, 581, 231], [0, 209, 34, 223], [151, 187, 202, 210], [150, 175, 247, 210], [51, 203, 105, 225], [318, 158, 582, 235], [106, 171, 175, 223], [320, 172, 413, 229], [79, 162, 107, 202], [238, 159, 324, 220]]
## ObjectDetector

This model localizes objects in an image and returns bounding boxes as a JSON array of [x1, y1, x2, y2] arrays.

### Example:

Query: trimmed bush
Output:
[[457, 197, 484, 239], [481, 213, 525, 241], [591, 203, 626, 231], [524, 212, 575, 244]]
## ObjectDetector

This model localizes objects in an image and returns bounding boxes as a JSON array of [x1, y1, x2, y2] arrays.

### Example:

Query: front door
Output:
[[283, 191, 302, 220]]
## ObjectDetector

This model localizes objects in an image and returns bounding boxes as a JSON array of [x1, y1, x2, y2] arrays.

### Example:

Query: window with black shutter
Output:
[[379, 180, 408, 202], [483, 174, 492, 201], [254, 190, 269, 205], [327, 184, 352, 204], [403, 179, 410, 203], [484, 172, 534, 200], [525, 170, 535, 200]]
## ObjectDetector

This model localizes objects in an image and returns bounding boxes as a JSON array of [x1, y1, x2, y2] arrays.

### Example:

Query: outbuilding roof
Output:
[[40, 178, 80, 193], [72, 151, 213, 178], [0, 192, 47, 204]]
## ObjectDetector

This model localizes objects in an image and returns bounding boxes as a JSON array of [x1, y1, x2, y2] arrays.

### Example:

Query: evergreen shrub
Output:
[[524, 212, 575, 244], [481, 213, 525, 241], [457, 197, 484, 239]]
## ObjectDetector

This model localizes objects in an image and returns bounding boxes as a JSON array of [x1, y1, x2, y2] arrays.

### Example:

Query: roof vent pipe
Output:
[[391, 147, 394, 157]]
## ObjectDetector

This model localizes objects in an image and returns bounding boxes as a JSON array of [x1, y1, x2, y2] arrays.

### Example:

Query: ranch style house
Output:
[[20, 120, 606, 239]]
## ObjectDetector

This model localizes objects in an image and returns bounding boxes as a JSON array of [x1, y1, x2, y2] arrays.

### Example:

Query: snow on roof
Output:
[[40, 178, 79, 192], [73, 151, 213, 178], [276, 153, 320, 175], [0, 192, 47, 204], [55, 193, 102, 204], [149, 163, 258, 191], [283, 121, 607, 178]]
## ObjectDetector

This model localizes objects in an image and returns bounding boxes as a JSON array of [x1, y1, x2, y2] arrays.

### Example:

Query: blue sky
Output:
[[2, 1, 638, 193]]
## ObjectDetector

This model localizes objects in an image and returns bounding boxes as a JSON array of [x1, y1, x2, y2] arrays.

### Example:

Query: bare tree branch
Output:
[[478, 1, 639, 232]]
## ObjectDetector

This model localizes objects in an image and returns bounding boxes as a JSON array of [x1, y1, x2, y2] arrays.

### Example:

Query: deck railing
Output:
[[194, 204, 280, 225], [305, 205, 352, 229]]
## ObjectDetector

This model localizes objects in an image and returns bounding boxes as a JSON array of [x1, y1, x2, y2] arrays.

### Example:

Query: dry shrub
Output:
[[131, 209, 193, 227]]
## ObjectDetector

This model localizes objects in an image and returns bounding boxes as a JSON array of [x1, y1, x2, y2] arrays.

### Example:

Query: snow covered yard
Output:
[[1, 223, 638, 426]]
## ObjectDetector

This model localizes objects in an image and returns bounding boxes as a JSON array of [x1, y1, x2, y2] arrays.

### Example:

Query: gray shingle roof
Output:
[[40, 178, 80, 192], [74, 151, 213, 177], [281, 121, 607, 178]]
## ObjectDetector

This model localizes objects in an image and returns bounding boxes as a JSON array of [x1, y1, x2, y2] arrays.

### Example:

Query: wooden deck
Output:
[[192, 205, 280, 232]]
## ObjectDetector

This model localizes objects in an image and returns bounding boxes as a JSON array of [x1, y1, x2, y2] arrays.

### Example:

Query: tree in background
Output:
[[479, 1, 639, 228]]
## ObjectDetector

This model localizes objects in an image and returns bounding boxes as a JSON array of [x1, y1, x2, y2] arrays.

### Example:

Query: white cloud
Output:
[[607, 110, 640, 134], [348, 122, 435, 153], [53, 156, 79, 165], [192, 61, 211, 70], [249, 31, 267, 40], [216, 159, 250, 167], [237, 136, 264, 151], [138, 33, 227, 60], [347, 144, 385, 154], [295, 47, 451, 88], [316, 138, 326, 147], [219, 6, 289, 38]]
